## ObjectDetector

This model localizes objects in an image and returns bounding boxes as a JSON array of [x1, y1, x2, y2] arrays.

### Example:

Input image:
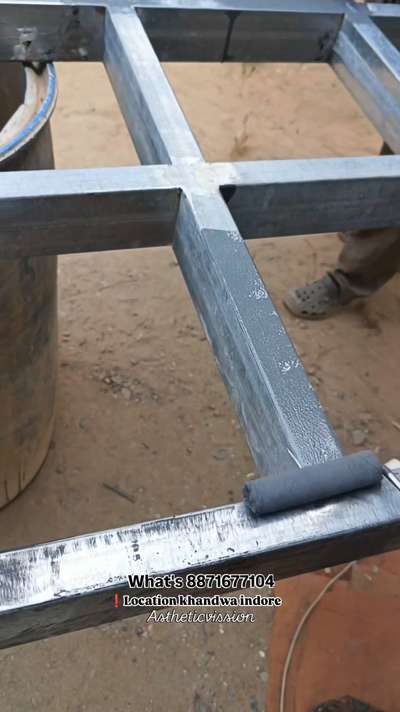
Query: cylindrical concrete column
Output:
[[0, 63, 58, 507]]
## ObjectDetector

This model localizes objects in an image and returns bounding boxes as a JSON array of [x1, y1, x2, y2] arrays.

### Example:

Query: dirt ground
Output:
[[0, 60, 399, 712]]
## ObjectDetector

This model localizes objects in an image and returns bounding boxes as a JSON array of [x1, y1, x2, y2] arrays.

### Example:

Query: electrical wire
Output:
[[279, 560, 356, 712]]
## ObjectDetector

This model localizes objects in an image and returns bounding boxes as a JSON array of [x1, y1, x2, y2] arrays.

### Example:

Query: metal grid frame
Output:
[[1, 0, 400, 649]]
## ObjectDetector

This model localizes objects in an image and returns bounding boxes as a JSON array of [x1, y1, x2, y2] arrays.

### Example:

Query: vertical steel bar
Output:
[[104, 7, 202, 164], [104, 4, 341, 474], [368, 2, 400, 53], [173, 190, 340, 474], [332, 6, 400, 152]]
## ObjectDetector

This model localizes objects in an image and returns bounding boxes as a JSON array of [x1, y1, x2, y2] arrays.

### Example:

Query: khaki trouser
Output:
[[333, 143, 400, 298]]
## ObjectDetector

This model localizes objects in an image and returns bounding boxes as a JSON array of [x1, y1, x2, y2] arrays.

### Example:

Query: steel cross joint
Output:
[[0, 0, 400, 648]]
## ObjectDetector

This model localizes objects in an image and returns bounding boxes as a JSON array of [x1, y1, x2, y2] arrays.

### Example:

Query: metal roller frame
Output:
[[1, 0, 400, 649]]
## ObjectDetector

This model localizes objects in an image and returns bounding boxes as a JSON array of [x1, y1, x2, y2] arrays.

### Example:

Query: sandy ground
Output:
[[0, 61, 399, 711]]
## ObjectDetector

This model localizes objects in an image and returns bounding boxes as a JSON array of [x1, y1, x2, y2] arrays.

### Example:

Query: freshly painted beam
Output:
[[104, 6, 341, 475], [0, 166, 180, 257], [173, 190, 340, 475], [332, 8, 400, 153], [0, 475, 399, 649], [104, 6, 342, 473]]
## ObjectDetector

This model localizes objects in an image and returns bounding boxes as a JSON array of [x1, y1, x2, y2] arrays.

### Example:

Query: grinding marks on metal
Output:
[[1, 0, 400, 647]]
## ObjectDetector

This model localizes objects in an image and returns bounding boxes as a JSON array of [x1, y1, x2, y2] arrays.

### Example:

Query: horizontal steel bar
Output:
[[2, 0, 399, 65], [0, 0, 347, 8], [137, 0, 346, 10], [0, 166, 179, 257], [0, 0, 346, 62], [1, 476, 400, 648], [332, 8, 400, 153], [0, 2, 105, 61], [104, 8, 202, 164], [219, 156, 400, 238], [2, 0, 400, 65], [137, 3, 343, 62], [3, 156, 400, 255]]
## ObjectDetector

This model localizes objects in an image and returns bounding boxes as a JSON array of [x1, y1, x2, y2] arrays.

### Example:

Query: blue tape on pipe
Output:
[[0, 64, 57, 160]]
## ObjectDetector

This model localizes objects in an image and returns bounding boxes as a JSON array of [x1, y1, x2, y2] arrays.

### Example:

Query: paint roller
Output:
[[243, 450, 384, 516]]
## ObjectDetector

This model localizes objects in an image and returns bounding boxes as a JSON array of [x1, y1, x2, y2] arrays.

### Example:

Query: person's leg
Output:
[[284, 143, 400, 319], [332, 226, 400, 298], [284, 229, 400, 319], [334, 141, 399, 295]]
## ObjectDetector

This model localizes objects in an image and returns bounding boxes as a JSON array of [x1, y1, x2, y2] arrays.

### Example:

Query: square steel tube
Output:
[[0, 0, 346, 62], [104, 8, 203, 165], [0, 2, 105, 61], [136, 0, 344, 63], [0, 165, 180, 257], [332, 6, 400, 153], [368, 2, 400, 52], [3, 156, 400, 254], [220, 156, 400, 238], [0, 0, 399, 64], [0, 0, 400, 653], [103, 7, 341, 474], [1, 476, 400, 649]]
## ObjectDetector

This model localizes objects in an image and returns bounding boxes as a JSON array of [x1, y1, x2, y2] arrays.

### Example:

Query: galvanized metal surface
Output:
[[0, 0, 400, 647], [4, 155, 400, 255], [332, 4, 400, 153], [0, 165, 180, 257], [1, 473, 400, 649]]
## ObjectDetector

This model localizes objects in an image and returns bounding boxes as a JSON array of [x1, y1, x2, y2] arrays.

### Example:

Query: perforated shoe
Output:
[[284, 273, 354, 320]]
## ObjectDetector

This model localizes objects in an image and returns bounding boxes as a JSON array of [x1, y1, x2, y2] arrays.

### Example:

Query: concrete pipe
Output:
[[0, 63, 58, 507]]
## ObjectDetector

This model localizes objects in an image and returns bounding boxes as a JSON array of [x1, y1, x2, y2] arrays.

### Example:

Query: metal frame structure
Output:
[[1, 0, 400, 649]]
